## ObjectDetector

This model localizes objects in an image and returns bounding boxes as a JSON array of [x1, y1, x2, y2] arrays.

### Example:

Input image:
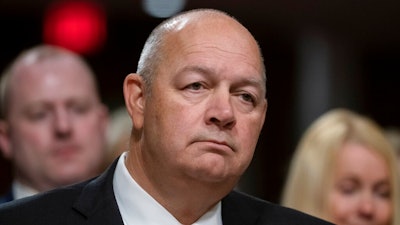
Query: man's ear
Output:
[[123, 73, 145, 130], [0, 120, 13, 160]]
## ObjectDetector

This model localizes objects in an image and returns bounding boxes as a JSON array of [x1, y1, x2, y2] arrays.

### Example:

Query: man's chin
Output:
[[189, 166, 237, 184], [51, 170, 92, 185]]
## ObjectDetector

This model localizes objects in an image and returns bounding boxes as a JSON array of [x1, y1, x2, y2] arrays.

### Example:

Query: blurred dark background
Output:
[[1, 0, 399, 204]]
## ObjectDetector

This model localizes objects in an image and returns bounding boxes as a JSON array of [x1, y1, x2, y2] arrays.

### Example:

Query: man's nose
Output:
[[53, 108, 72, 137], [205, 90, 236, 129]]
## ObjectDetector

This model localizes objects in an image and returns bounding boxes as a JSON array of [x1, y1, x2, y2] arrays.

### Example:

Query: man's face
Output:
[[2, 57, 108, 191], [141, 19, 267, 186]]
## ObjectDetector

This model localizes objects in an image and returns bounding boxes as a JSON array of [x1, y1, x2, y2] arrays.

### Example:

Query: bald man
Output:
[[0, 45, 108, 203]]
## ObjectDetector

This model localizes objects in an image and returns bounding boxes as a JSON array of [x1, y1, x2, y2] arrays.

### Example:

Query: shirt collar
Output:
[[113, 152, 222, 225], [12, 180, 39, 200]]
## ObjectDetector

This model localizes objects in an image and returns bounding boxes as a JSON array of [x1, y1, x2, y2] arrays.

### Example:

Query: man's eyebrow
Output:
[[240, 77, 264, 87], [178, 65, 264, 83], [179, 65, 265, 91], [233, 77, 266, 97]]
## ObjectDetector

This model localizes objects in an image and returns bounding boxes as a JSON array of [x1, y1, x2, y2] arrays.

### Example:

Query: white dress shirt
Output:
[[12, 180, 39, 200], [113, 152, 223, 225]]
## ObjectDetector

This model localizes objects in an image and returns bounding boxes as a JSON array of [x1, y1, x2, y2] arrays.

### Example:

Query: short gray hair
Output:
[[0, 45, 98, 119]]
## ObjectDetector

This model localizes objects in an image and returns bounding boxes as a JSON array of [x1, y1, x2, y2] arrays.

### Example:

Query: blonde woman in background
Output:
[[281, 108, 400, 225]]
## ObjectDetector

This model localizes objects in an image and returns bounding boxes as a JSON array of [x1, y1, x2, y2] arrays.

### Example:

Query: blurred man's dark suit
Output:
[[0, 190, 13, 204]]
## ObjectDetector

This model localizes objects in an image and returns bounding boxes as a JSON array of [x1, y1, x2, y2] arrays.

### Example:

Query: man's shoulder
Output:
[[0, 162, 119, 225], [222, 191, 334, 225], [0, 180, 89, 222]]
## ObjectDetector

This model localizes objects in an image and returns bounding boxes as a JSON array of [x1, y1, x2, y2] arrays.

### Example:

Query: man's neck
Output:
[[125, 152, 232, 224]]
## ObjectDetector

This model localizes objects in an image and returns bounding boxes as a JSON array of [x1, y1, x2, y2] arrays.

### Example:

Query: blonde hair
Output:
[[281, 108, 400, 225], [385, 127, 400, 156]]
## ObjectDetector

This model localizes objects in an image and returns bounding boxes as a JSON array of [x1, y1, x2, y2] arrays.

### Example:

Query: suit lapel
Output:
[[72, 158, 124, 225], [221, 191, 264, 225], [70, 158, 267, 225]]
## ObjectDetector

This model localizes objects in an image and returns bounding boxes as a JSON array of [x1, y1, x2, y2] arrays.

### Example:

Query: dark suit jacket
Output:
[[0, 190, 13, 204], [0, 158, 333, 225]]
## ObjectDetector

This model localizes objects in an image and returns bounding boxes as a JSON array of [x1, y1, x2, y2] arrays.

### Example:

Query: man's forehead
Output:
[[162, 10, 238, 35]]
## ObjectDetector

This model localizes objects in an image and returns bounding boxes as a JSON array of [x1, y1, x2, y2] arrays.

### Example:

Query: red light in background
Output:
[[43, 0, 107, 55]]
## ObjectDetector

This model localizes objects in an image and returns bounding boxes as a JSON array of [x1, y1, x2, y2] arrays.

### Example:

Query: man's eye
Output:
[[241, 93, 255, 103], [186, 82, 203, 90], [71, 104, 90, 115], [27, 111, 48, 121]]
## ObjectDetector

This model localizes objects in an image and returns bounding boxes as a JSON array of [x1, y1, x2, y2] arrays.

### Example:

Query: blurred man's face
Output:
[[2, 57, 108, 191]]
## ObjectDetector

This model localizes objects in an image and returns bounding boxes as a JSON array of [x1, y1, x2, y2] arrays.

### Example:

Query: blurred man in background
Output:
[[0, 45, 109, 203]]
